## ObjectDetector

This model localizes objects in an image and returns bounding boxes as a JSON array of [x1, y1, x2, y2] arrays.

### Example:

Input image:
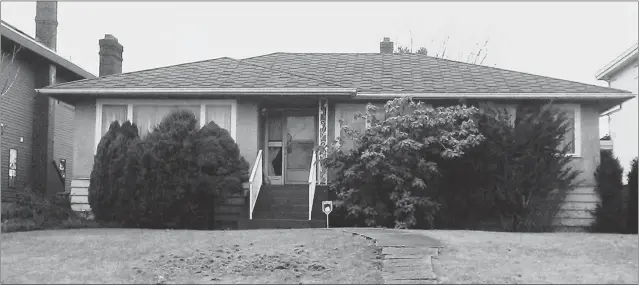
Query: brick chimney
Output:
[[380, 37, 394, 54], [99, 34, 123, 76], [35, 1, 58, 51]]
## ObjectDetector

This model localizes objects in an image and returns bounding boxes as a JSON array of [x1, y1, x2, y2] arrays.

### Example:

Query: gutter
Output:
[[355, 92, 636, 100], [35, 87, 358, 96]]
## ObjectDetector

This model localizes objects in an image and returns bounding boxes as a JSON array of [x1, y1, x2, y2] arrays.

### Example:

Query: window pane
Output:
[[267, 146, 283, 176], [336, 104, 366, 150], [8, 149, 17, 187], [206, 105, 232, 133], [133, 105, 200, 137], [101, 105, 127, 136], [268, 111, 283, 142]]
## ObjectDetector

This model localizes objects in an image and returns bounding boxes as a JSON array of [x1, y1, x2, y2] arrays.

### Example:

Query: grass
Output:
[[0, 228, 383, 284], [421, 230, 638, 284]]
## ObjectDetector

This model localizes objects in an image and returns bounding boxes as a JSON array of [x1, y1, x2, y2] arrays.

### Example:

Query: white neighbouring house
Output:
[[596, 43, 639, 183]]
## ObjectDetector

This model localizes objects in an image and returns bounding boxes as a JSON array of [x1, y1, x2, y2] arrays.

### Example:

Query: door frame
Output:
[[263, 108, 317, 185]]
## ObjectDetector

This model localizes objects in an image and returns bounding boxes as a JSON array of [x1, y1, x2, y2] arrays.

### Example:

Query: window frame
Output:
[[555, 103, 582, 157], [95, 99, 237, 153]]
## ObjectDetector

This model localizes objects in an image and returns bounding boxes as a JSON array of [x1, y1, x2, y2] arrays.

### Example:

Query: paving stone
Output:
[[382, 264, 436, 280], [384, 279, 438, 284], [382, 247, 438, 259]]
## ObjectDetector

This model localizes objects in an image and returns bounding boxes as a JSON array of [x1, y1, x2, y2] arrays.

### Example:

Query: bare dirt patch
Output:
[[1, 228, 383, 284]]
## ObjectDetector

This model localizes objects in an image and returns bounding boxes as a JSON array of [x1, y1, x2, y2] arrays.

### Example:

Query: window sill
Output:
[[566, 154, 582, 158]]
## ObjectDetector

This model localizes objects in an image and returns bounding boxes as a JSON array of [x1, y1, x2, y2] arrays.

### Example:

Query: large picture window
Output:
[[96, 99, 237, 151]]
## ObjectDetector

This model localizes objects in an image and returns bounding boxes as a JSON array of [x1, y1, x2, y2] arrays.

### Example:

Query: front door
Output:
[[284, 112, 316, 184]]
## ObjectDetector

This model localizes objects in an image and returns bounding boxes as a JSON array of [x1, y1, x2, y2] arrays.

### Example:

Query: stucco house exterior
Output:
[[596, 43, 638, 183], [36, 37, 634, 229], [0, 2, 95, 201]]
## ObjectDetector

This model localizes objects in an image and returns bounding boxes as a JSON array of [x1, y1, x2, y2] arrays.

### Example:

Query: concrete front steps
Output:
[[245, 184, 328, 229]]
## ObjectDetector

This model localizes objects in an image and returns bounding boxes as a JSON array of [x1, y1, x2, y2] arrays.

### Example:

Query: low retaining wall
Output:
[[70, 178, 248, 229]]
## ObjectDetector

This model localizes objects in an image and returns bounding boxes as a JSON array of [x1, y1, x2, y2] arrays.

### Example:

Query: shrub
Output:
[[436, 102, 580, 232], [88, 121, 140, 224], [324, 97, 483, 229], [131, 110, 249, 229], [591, 150, 626, 233], [88, 121, 120, 223], [1, 187, 98, 233], [626, 158, 637, 234]]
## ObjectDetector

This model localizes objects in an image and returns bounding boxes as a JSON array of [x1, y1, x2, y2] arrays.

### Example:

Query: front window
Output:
[[98, 101, 236, 139]]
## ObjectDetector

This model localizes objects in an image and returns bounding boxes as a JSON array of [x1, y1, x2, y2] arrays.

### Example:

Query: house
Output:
[[0, 1, 95, 202], [596, 43, 638, 183], [36, 36, 634, 229]]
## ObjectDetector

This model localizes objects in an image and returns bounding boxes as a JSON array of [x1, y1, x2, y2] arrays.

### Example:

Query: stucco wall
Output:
[[607, 62, 638, 182], [72, 99, 96, 179], [236, 99, 260, 167]]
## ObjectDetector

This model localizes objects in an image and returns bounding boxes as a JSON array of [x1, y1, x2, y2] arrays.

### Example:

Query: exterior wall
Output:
[[556, 103, 600, 229], [0, 50, 37, 200], [72, 99, 96, 179], [607, 62, 638, 182], [236, 99, 260, 167]]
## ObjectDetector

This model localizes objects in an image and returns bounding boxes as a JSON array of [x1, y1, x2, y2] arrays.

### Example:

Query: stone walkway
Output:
[[339, 228, 443, 284]]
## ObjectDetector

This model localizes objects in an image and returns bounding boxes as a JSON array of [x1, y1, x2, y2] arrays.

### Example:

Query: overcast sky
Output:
[[1, 1, 637, 87]]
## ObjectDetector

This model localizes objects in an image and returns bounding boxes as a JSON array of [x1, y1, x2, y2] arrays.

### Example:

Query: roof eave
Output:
[[1, 22, 96, 80], [595, 43, 639, 81], [35, 87, 358, 96], [355, 92, 636, 101]]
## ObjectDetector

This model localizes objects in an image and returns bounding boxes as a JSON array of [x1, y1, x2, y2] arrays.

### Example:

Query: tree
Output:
[[394, 36, 490, 65], [591, 150, 626, 233], [627, 158, 637, 234]]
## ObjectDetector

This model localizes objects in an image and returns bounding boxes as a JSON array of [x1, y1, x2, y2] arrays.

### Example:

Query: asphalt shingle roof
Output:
[[47, 52, 630, 94]]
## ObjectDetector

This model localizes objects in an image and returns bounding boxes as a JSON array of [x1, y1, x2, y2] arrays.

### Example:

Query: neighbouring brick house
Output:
[[38, 35, 634, 230], [0, 1, 95, 201]]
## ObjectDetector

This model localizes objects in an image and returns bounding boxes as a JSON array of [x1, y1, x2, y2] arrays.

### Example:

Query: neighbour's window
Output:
[[132, 104, 200, 137], [8, 149, 17, 187], [101, 105, 127, 136]]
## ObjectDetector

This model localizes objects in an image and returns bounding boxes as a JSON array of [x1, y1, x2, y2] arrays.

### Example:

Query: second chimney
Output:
[[380, 37, 393, 54], [99, 34, 123, 77], [35, 1, 57, 51]]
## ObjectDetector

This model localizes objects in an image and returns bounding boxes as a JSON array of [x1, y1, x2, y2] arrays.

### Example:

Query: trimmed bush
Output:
[[88, 121, 120, 223], [627, 158, 637, 234], [88, 121, 140, 224], [591, 150, 626, 233], [132, 110, 249, 229]]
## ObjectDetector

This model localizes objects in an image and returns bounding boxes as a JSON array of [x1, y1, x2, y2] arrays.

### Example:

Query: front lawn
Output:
[[421, 230, 638, 284], [1, 228, 383, 284]]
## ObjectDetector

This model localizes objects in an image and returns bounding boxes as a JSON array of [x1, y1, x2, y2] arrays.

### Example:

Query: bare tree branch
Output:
[[1, 45, 22, 99]]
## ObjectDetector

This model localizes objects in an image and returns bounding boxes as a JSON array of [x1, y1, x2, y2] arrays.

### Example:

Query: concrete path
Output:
[[339, 228, 443, 284]]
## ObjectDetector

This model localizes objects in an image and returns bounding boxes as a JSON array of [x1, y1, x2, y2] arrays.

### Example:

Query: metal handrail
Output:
[[308, 150, 317, 220], [249, 150, 263, 220]]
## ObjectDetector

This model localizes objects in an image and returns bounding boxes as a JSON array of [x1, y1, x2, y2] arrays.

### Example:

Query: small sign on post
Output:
[[322, 201, 333, 228]]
